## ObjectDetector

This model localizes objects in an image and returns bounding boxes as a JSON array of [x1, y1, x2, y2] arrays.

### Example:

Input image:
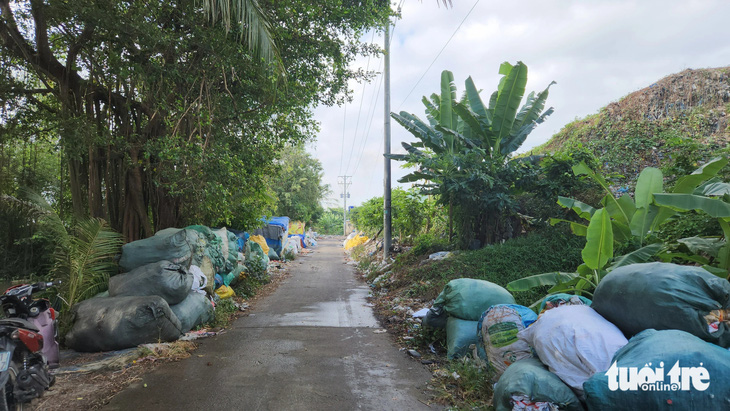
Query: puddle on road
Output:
[[263, 286, 378, 328]]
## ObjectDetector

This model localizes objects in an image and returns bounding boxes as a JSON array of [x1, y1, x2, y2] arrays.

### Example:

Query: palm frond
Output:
[[201, 0, 285, 77], [54, 218, 123, 310]]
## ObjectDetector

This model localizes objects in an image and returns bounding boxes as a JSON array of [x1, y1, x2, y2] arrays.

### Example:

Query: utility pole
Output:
[[338, 175, 352, 235], [383, 21, 392, 261]]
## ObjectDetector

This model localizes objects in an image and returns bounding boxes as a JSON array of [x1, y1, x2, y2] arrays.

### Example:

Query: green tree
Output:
[[0, 0, 391, 241], [350, 187, 439, 241], [313, 208, 344, 235], [269, 146, 329, 223]]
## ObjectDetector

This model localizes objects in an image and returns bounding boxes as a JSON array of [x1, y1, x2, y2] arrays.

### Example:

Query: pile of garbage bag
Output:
[[343, 232, 368, 250], [66, 225, 256, 352], [419, 261, 730, 410]]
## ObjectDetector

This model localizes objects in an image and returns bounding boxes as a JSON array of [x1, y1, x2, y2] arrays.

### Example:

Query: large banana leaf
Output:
[[453, 103, 487, 143], [384, 153, 408, 161], [634, 167, 663, 208], [557, 196, 596, 220], [699, 181, 730, 196], [422, 95, 440, 127], [582, 209, 614, 270], [630, 205, 659, 242], [492, 61, 527, 149], [506, 271, 579, 292], [672, 156, 728, 194], [607, 243, 663, 271], [500, 106, 554, 156], [398, 171, 437, 183], [439, 70, 457, 130], [549, 218, 588, 236], [677, 236, 723, 258], [654, 193, 730, 218], [509, 81, 556, 139], [464, 76, 488, 119], [601, 194, 635, 227], [391, 112, 443, 152]]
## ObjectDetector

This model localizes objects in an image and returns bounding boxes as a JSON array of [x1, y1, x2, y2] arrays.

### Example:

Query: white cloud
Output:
[[310, 0, 730, 209]]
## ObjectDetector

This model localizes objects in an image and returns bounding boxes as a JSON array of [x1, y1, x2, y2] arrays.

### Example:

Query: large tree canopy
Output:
[[0, 0, 390, 240], [269, 146, 328, 224]]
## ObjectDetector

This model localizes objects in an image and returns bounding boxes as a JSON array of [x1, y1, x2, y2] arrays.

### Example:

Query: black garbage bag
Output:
[[108, 260, 192, 305], [592, 262, 730, 347], [119, 228, 195, 272], [170, 292, 214, 333], [422, 306, 448, 329], [65, 296, 182, 352]]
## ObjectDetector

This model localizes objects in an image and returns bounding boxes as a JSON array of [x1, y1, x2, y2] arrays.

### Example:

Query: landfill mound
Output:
[[536, 66, 730, 183]]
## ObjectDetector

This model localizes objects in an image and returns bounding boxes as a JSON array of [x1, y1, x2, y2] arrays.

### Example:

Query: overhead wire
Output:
[[349, 8, 401, 178], [344, 30, 377, 175], [396, 0, 481, 111], [337, 104, 347, 176]]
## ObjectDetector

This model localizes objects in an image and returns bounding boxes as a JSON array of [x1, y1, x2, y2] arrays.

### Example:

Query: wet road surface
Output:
[[105, 237, 433, 410]]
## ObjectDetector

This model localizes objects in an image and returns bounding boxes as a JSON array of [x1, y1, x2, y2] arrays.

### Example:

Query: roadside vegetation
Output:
[[349, 63, 730, 409]]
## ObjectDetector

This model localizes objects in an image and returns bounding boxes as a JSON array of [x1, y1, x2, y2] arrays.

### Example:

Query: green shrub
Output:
[[410, 233, 451, 256], [657, 211, 722, 243], [209, 297, 237, 329], [392, 226, 585, 307]]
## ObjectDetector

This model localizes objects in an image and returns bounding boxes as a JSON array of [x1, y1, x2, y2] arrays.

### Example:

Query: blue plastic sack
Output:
[[478, 304, 537, 377], [584, 329, 730, 410], [446, 316, 486, 360]]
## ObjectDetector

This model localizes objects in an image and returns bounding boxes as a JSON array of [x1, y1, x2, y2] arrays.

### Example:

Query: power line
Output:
[[351, 69, 384, 177], [344, 8, 402, 176], [344, 31, 377, 175], [396, 0, 481, 111], [337, 104, 347, 176]]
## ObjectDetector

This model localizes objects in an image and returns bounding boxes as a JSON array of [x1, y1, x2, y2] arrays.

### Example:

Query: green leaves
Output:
[[582, 209, 614, 270], [507, 272, 579, 292], [202, 0, 284, 77], [492, 62, 528, 150], [653, 193, 730, 218]]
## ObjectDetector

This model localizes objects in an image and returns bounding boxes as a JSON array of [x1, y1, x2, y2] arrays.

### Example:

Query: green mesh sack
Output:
[[434, 278, 515, 321], [494, 357, 584, 411]]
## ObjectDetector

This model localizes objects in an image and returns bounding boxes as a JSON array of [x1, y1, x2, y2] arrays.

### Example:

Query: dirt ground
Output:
[[32, 260, 295, 410]]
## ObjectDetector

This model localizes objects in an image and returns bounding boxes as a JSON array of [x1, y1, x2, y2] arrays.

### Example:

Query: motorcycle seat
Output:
[[0, 318, 39, 332]]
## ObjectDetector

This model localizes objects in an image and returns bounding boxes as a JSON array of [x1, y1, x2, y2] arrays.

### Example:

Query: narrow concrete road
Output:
[[105, 238, 433, 410]]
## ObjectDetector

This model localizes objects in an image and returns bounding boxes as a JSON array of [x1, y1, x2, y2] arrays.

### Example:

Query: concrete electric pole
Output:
[[383, 21, 392, 261], [339, 175, 352, 235]]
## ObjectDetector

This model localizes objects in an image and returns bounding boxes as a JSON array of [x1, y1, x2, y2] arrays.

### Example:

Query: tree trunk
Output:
[[68, 159, 85, 219]]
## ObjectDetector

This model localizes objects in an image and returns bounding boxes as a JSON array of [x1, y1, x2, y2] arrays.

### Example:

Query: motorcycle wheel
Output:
[[0, 362, 22, 411]]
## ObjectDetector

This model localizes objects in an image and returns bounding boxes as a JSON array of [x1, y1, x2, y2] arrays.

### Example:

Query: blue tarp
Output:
[[261, 216, 290, 230], [265, 238, 282, 253]]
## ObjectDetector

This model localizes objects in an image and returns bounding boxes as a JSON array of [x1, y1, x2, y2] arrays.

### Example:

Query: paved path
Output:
[[105, 238, 433, 410]]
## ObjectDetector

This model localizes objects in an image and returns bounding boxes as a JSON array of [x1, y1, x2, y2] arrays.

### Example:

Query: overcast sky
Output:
[[307, 0, 730, 209]]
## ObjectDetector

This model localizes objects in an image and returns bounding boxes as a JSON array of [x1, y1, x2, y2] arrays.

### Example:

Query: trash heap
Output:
[[420, 262, 730, 410], [343, 232, 368, 250], [65, 224, 273, 352]]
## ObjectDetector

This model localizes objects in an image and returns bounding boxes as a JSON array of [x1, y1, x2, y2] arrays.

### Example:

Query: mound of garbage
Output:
[[415, 262, 730, 410], [66, 220, 318, 352]]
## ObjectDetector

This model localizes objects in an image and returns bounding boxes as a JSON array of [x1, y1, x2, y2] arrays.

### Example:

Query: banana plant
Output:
[[653, 156, 730, 277], [551, 157, 728, 246], [508, 156, 729, 304]]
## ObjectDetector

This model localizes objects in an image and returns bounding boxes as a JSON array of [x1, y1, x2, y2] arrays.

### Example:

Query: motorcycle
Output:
[[0, 280, 61, 410]]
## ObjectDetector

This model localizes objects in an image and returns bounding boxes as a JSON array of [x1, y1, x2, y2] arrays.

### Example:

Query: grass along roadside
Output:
[[354, 227, 585, 409]]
